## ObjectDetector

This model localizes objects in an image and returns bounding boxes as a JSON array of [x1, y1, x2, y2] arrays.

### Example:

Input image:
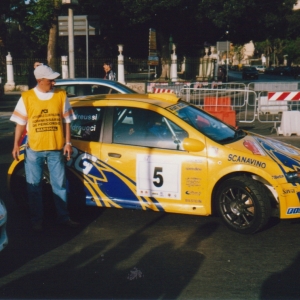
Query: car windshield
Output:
[[167, 101, 246, 144]]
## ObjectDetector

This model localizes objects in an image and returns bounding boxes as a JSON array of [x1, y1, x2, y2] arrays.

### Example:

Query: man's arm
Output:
[[12, 124, 26, 161], [63, 122, 72, 161]]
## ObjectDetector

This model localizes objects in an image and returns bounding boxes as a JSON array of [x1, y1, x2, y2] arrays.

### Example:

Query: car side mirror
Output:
[[182, 138, 205, 152]]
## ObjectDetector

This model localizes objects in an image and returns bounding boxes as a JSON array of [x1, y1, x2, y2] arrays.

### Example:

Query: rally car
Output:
[[7, 93, 300, 234], [0, 198, 8, 252]]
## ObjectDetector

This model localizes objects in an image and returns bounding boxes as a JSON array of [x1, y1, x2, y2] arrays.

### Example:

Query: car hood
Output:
[[226, 131, 300, 171]]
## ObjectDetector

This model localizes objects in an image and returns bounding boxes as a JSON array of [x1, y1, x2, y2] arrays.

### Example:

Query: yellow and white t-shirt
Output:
[[10, 87, 76, 151]]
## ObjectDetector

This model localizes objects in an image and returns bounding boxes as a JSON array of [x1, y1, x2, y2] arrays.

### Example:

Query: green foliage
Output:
[[282, 39, 300, 65], [1, 0, 300, 62], [198, 0, 296, 44]]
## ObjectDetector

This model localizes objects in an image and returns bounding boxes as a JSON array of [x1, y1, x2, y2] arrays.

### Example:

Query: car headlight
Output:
[[286, 171, 300, 183]]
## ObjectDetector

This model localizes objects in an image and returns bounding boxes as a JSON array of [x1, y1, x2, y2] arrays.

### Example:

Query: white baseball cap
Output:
[[34, 65, 60, 80]]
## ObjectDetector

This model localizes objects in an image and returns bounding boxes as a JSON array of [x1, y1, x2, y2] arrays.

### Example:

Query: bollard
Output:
[[5, 52, 15, 92], [117, 44, 125, 84], [61, 56, 69, 79], [170, 44, 178, 82]]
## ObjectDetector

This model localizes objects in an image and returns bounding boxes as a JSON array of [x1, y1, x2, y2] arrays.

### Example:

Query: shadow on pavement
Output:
[[0, 213, 219, 299]]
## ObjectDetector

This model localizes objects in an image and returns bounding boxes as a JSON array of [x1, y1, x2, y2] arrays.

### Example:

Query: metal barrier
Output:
[[147, 82, 247, 96], [256, 91, 300, 132], [148, 81, 300, 130], [179, 87, 257, 124], [248, 82, 300, 92]]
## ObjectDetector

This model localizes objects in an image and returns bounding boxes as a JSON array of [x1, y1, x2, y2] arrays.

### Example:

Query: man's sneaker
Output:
[[61, 219, 80, 228], [32, 223, 43, 232]]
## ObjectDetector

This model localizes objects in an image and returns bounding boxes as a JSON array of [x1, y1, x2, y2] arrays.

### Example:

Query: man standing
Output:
[[11, 65, 79, 232], [103, 61, 116, 81]]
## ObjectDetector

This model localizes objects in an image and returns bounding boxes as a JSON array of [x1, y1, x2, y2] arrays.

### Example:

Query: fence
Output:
[[1, 57, 201, 85], [149, 81, 300, 133]]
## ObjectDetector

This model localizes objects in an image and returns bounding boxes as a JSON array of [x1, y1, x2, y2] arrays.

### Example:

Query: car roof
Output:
[[56, 78, 117, 84], [69, 93, 180, 108], [55, 78, 137, 92]]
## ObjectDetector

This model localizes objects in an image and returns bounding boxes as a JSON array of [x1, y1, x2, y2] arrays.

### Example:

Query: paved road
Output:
[[2, 89, 300, 299]]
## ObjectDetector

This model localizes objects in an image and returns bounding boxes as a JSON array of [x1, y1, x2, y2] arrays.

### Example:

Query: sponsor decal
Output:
[[75, 113, 99, 120], [186, 177, 201, 187], [272, 175, 284, 179], [267, 140, 299, 155], [168, 102, 188, 113], [283, 189, 295, 194], [185, 191, 201, 195], [287, 207, 300, 214], [228, 154, 266, 168], [243, 140, 265, 155], [208, 146, 219, 156], [185, 199, 202, 203], [186, 167, 201, 171]]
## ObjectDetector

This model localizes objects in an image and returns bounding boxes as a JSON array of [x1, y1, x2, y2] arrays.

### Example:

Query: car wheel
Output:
[[215, 176, 271, 234], [10, 164, 54, 212]]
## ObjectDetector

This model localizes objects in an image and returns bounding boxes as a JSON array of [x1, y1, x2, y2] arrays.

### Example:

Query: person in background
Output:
[[28, 62, 42, 89], [103, 61, 116, 81], [11, 65, 79, 232]]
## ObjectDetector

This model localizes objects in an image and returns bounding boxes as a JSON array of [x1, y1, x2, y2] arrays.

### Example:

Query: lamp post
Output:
[[61, 0, 78, 78]]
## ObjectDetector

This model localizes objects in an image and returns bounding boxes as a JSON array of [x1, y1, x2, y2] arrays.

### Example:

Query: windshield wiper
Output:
[[218, 129, 246, 144], [234, 129, 246, 139]]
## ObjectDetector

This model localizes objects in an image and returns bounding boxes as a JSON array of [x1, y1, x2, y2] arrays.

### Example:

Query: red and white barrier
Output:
[[268, 92, 300, 101], [152, 88, 174, 94]]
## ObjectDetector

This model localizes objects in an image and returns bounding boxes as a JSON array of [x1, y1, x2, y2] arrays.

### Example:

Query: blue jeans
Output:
[[25, 147, 69, 225]]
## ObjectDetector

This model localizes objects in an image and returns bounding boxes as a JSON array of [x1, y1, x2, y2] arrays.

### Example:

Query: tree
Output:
[[1, 0, 299, 66], [197, 0, 296, 44], [25, 0, 62, 67], [281, 38, 300, 65], [232, 45, 245, 64]]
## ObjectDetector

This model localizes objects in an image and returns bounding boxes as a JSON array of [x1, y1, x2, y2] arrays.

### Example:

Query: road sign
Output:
[[217, 41, 230, 52], [58, 15, 100, 36], [148, 28, 159, 65]]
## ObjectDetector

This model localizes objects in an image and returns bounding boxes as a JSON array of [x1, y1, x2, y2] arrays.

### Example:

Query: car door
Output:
[[99, 106, 209, 215], [67, 105, 104, 205]]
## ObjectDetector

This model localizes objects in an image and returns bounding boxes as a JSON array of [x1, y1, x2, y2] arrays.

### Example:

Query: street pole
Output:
[[68, 8, 75, 78], [86, 16, 89, 78]]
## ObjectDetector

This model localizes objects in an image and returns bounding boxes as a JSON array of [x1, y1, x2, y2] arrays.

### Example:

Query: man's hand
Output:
[[12, 124, 26, 161], [63, 144, 73, 161], [12, 145, 20, 161]]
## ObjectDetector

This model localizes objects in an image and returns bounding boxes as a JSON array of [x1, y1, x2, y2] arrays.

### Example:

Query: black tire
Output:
[[215, 176, 271, 234]]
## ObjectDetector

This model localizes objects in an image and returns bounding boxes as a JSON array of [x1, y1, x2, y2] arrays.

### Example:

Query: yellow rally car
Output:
[[7, 94, 300, 233]]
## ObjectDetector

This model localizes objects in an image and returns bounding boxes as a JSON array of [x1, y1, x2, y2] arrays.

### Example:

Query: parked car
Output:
[[8, 93, 300, 234], [0, 198, 8, 252], [0, 81, 4, 99], [54, 78, 137, 97], [274, 66, 292, 76], [242, 66, 259, 80], [252, 65, 266, 73], [292, 66, 300, 79], [264, 67, 276, 75]]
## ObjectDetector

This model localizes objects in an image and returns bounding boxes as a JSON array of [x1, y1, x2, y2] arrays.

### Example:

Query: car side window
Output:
[[112, 107, 188, 150], [57, 85, 76, 97], [71, 107, 103, 141], [56, 85, 92, 97], [91, 85, 112, 95]]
